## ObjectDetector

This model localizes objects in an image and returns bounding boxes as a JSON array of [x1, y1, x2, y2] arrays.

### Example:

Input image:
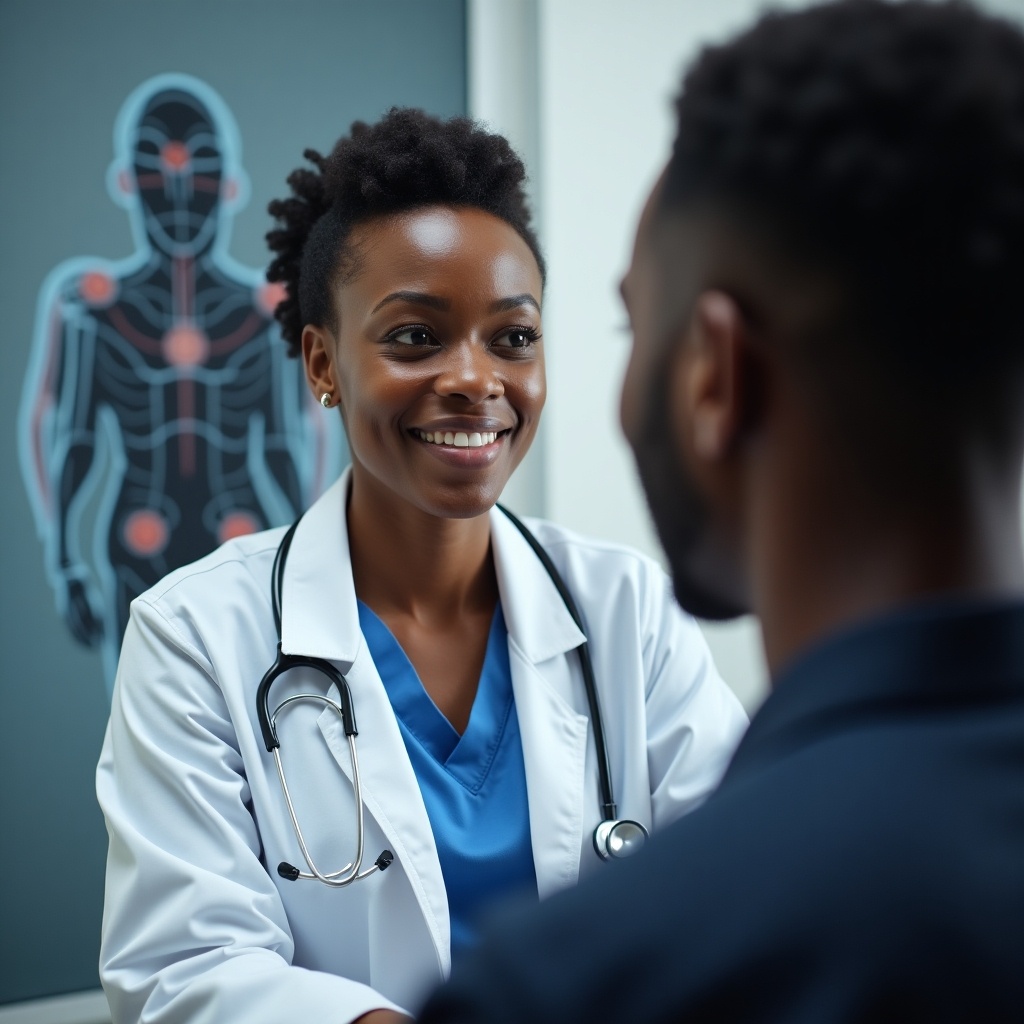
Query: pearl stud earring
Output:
[[320, 393, 332, 408]]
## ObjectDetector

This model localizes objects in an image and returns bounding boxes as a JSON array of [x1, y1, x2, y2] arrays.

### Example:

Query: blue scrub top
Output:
[[357, 601, 538, 956]]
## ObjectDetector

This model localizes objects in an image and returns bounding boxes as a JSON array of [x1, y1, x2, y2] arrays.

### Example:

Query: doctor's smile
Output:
[[409, 423, 512, 469], [412, 429, 504, 448]]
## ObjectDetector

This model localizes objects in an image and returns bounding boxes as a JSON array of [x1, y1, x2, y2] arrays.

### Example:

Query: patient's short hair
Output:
[[662, 0, 1024, 400]]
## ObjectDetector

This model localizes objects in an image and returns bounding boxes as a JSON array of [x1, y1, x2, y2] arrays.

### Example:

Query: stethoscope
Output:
[[256, 505, 648, 889]]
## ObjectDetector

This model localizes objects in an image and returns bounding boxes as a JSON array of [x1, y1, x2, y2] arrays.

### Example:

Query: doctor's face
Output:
[[319, 205, 545, 520]]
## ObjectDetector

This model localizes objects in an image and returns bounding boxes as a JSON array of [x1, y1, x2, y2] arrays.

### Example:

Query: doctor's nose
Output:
[[435, 341, 503, 404]]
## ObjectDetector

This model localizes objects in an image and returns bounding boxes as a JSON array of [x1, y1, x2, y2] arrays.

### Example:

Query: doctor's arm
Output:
[[96, 599, 407, 1024]]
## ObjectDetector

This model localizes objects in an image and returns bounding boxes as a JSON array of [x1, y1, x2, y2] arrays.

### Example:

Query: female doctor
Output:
[[96, 108, 747, 1024]]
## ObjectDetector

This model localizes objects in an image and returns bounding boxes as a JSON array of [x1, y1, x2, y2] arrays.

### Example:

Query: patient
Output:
[[419, 1, 1024, 1020]]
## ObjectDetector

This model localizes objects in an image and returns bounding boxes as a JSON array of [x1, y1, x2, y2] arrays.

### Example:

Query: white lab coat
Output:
[[97, 470, 747, 1024]]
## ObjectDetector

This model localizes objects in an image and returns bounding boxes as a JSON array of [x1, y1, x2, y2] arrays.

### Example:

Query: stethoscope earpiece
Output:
[[593, 818, 649, 861]]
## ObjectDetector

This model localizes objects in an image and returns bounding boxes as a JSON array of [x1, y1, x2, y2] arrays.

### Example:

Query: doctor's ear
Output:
[[302, 325, 339, 407], [672, 290, 758, 462]]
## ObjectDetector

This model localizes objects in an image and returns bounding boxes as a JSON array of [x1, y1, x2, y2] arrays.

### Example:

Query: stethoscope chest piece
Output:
[[593, 818, 649, 860]]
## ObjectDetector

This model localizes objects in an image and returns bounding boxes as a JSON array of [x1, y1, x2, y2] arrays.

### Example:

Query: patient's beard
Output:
[[632, 364, 745, 621]]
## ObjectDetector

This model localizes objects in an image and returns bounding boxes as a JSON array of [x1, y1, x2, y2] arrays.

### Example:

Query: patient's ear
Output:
[[671, 290, 754, 462]]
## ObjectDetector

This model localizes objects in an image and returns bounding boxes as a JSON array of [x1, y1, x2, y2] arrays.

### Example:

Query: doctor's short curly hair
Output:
[[659, 0, 1024, 386], [266, 107, 544, 357]]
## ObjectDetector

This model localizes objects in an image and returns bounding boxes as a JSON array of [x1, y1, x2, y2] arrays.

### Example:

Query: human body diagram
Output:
[[19, 74, 340, 689]]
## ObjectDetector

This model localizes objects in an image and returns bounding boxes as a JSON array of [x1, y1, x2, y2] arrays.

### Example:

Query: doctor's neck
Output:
[[345, 473, 498, 624]]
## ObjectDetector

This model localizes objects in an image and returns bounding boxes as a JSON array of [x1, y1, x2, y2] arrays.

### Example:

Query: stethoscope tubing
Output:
[[271, 698, 369, 885], [258, 503, 643, 884]]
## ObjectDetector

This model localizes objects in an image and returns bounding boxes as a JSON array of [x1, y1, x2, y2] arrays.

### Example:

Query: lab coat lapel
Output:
[[279, 470, 451, 973], [279, 470, 361, 665], [491, 508, 591, 899]]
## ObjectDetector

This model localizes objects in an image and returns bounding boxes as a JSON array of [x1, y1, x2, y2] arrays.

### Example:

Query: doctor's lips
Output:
[[411, 415, 516, 448], [410, 420, 513, 449], [409, 430, 501, 450]]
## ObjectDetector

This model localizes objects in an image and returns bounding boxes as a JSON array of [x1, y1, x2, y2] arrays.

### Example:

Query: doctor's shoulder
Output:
[[512, 516, 682, 629], [510, 515, 728, 681], [122, 525, 288, 678], [518, 516, 746, 708]]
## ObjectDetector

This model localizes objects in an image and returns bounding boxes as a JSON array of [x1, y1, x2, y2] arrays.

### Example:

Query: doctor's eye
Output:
[[387, 326, 438, 347], [493, 326, 541, 350]]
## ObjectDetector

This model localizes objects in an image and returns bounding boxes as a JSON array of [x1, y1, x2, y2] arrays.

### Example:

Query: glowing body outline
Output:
[[18, 73, 341, 689]]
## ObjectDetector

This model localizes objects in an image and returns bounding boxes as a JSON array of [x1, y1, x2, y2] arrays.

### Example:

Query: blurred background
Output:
[[1, 0, 1021, 1020]]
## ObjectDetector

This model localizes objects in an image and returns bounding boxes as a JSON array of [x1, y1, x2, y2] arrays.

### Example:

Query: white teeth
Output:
[[415, 429, 500, 447]]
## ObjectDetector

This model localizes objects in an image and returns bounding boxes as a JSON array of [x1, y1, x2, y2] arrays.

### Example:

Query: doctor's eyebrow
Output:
[[371, 291, 452, 314], [370, 291, 540, 315], [490, 294, 540, 313]]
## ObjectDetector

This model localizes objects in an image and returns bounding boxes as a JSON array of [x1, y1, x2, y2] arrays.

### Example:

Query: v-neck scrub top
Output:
[[357, 600, 538, 956]]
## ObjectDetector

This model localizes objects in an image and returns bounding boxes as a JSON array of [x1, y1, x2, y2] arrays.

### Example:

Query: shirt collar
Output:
[[279, 470, 585, 666], [722, 595, 1024, 785]]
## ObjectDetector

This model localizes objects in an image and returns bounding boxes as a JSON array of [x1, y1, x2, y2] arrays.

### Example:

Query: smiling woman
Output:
[[94, 108, 748, 1024], [310, 206, 544, 524]]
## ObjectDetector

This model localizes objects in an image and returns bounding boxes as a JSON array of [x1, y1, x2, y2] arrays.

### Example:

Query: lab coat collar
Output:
[[279, 470, 361, 664], [489, 504, 586, 663], [279, 469, 586, 667]]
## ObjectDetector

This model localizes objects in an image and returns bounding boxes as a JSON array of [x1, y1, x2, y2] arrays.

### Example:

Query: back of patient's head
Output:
[[658, 0, 1024, 468]]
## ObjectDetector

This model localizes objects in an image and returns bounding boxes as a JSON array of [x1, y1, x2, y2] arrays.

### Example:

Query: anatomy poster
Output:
[[19, 74, 336, 689], [0, 0, 467, 1007]]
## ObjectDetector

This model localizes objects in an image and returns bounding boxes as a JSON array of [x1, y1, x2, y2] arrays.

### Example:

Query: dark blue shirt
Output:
[[421, 597, 1024, 1023]]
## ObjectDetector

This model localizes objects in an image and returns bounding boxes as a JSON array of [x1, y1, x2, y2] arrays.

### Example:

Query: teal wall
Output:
[[0, 0, 467, 1004]]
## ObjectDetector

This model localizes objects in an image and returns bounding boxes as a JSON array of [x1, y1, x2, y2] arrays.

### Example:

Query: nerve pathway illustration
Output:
[[19, 74, 340, 689]]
